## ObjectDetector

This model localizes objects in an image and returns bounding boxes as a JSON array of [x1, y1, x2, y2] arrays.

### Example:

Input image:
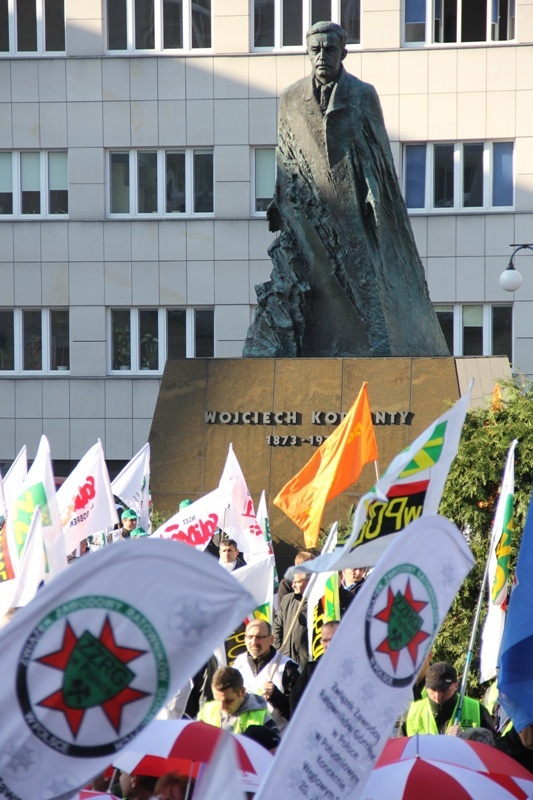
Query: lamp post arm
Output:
[[508, 243, 533, 269]]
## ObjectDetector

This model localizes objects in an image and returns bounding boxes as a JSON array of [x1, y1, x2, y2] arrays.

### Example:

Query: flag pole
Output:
[[373, 460, 380, 482], [452, 555, 491, 725]]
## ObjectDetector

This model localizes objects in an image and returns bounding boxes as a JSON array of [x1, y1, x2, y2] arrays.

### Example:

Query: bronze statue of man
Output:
[[243, 21, 449, 358]]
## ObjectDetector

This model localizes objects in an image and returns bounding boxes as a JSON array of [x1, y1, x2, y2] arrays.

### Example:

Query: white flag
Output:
[[257, 490, 280, 601], [152, 487, 229, 549], [9, 506, 46, 611], [480, 439, 518, 683], [4, 445, 27, 516], [5, 436, 67, 580], [254, 515, 474, 800], [57, 441, 119, 555], [231, 555, 275, 624], [287, 388, 471, 578], [306, 523, 340, 661], [111, 443, 151, 532], [219, 445, 268, 562], [0, 505, 47, 621], [0, 538, 256, 800], [194, 730, 247, 800]]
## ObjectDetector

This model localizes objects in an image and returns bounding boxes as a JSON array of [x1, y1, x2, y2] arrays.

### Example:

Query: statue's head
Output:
[[306, 21, 348, 84], [306, 21, 347, 49]]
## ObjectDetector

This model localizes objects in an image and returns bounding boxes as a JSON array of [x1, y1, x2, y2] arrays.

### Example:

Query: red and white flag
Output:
[[57, 441, 119, 555], [152, 487, 229, 549], [219, 445, 268, 563], [111, 443, 151, 532], [0, 538, 256, 800]]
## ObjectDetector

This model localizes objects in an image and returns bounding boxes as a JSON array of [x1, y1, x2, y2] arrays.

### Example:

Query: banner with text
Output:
[[254, 515, 473, 800]]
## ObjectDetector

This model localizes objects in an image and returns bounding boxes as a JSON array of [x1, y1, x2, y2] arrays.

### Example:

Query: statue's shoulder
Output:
[[342, 70, 378, 99], [280, 75, 311, 100]]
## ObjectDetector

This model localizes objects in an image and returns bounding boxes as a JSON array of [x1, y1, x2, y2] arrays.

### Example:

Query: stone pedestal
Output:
[[149, 356, 510, 569]]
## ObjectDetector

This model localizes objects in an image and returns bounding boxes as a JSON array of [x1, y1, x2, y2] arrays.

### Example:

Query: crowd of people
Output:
[[6, 512, 532, 799]]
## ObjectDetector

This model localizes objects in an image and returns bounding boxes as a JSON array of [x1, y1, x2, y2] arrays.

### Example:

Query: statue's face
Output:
[[307, 32, 346, 84]]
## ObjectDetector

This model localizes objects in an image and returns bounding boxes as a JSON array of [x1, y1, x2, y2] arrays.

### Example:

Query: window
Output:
[[402, 0, 515, 44], [404, 142, 513, 211], [110, 307, 214, 372], [434, 304, 512, 362], [253, 148, 276, 213], [0, 151, 68, 217], [0, 0, 65, 54], [0, 309, 69, 372], [109, 149, 213, 216], [107, 0, 211, 51], [253, 0, 360, 49]]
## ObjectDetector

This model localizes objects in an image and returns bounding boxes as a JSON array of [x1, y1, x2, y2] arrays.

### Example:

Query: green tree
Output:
[[434, 379, 533, 695]]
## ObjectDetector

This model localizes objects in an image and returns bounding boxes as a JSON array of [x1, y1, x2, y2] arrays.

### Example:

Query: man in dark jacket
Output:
[[273, 572, 310, 668]]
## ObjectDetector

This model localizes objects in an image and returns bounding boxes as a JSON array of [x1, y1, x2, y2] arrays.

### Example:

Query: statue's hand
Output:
[[267, 201, 284, 232]]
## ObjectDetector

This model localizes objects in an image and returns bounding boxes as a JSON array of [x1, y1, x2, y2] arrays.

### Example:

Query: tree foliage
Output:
[[434, 378, 533, 695]]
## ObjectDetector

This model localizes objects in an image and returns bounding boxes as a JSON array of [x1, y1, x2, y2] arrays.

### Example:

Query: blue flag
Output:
[[498, 486, 533, 732]]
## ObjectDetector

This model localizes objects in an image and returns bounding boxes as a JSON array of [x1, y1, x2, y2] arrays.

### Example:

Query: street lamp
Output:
[[499, 243, 533, 292]]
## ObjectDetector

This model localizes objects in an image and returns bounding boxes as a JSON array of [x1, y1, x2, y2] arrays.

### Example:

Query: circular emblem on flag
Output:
[[17, 596, 169, 757], [364, 564, 438, 687]]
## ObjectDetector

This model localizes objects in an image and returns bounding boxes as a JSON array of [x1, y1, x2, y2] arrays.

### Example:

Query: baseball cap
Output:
[[130, 526, 148, 538], [426, 662, 458, 690], [179, 498, 192, 509], [121, 508, 138, 521]]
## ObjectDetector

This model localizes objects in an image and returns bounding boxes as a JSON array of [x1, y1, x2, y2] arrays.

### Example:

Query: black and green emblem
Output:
[[365, 564, 438, 687], [17, 596, 170, 757]]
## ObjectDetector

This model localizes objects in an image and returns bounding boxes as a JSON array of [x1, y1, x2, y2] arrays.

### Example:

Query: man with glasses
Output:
[[233, 619, 300, 731]]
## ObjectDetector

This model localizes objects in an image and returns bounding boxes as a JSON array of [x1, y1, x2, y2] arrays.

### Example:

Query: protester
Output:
[[339, 566, 367, 614], [274, 571, 311, 668], [184, 655, 219, 719], [496, 724, 533, 772], [119, 771, 158, 800], [154, 771, 190, 800], [277, 551, 315, 603], [233, 619, 300, 730], [404, 662, 495, 735], [109, 508, 138, 542], [290, 620, 340, 713], [197, 666, 280, 743], [130, 526, 148, 538], [458, 727, 495, 745], [218, 538, 246, 572], [242, 724, 280, 754]]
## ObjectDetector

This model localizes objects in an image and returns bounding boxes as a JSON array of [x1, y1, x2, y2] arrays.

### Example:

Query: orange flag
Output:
[[492, 382, 503, 412], [274, 382, 378, 548]]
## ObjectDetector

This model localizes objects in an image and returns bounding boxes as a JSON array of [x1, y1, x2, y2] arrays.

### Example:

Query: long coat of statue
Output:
[[243, 67, 449, 358]]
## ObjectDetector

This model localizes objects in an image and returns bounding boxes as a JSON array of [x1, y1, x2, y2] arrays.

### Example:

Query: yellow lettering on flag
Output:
[[274, 383, 378, 548]]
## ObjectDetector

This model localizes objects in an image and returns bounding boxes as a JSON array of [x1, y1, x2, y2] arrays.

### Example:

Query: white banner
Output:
[[254, 515, 474, 800], [0, 538, 255, 800], [111, 443, 151, 532], [152, 487, 229, 549], [57, 441, 119, 555], [219, 445, 269, 562]]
